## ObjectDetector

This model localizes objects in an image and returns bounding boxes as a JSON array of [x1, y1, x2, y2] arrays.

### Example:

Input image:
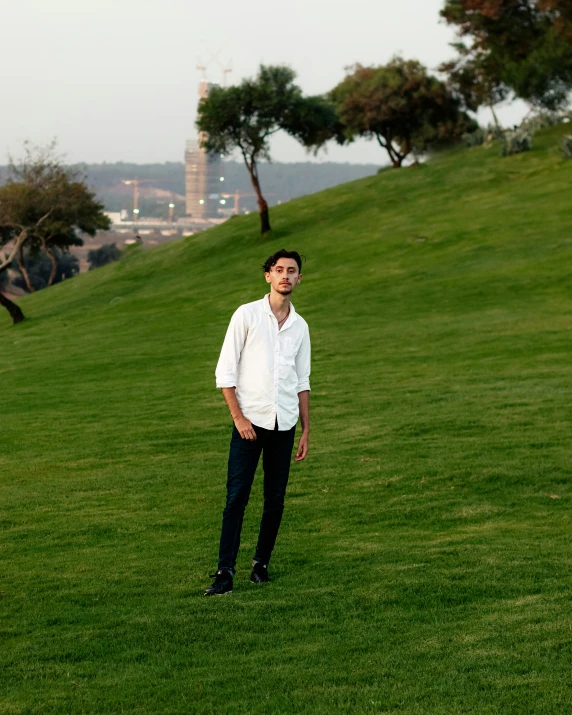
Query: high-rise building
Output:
[[185, 79, 223, 219]]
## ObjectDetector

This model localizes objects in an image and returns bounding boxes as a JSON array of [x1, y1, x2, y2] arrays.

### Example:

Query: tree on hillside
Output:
[[0, 142, 110, 323], [329, 58, 475, 168], [196, 65, 339, 234], [440, 0, 572, 111]]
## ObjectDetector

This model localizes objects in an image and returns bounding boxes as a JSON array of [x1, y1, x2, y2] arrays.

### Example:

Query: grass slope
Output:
[[1, 126, 571, 714]]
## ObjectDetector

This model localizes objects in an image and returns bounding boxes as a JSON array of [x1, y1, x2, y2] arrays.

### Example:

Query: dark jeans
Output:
[[217, 422, 296, 572]]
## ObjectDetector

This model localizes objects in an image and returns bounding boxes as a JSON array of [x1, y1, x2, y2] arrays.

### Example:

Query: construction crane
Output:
[[121, 178, 180, 221], [197, 42, 232, 85]]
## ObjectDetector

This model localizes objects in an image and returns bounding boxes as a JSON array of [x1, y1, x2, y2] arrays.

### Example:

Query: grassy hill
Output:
[[1, 125, 571, 714]]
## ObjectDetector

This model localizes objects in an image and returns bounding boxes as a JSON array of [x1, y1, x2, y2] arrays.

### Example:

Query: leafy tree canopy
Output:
[[330, 58, 475, 167], [197, 65, 339, 234], [441, 0, 572, 111]]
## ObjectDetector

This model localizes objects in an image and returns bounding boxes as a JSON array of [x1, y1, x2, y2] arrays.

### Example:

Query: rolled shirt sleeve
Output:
[[295, 325, 311, 393], [215, 307, 248, 389]]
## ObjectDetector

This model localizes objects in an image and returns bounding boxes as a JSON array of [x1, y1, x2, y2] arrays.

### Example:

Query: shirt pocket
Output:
[[279, 336, 298, 366]]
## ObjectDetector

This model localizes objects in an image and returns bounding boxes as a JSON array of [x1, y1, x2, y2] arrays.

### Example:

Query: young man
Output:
[[205, 248, 311, 596]]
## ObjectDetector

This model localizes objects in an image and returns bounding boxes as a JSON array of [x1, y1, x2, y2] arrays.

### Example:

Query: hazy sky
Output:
[[2, 0, 525, 165]]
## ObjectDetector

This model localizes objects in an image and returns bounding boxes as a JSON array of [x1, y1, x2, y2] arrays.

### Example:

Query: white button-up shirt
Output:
[[215, 294, 311, 430]]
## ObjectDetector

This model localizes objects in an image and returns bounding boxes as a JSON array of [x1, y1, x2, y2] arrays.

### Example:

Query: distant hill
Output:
[[0, 160, 378, 218]]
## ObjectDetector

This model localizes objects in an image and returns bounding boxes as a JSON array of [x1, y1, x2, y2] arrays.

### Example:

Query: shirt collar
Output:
[[263, 293, 298, 324]]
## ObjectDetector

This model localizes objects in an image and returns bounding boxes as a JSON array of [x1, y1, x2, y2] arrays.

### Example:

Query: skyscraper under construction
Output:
[[185, 79, 223, 219]]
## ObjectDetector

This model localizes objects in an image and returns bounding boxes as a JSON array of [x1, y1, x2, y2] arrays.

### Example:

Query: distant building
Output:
[[185, 80, 223, 219]]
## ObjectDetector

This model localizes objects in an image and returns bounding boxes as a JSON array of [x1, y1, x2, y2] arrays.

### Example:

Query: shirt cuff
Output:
[[297, 381, 311, 393], [216, 376, 237, 389]]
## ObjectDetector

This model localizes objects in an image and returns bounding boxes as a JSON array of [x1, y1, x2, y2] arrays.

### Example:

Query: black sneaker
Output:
[[250, 562, 270, 584], [204, 569, 233, 596]]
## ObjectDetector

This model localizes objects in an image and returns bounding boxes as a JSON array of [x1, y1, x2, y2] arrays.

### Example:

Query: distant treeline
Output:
[[0, 161, 378, 217]]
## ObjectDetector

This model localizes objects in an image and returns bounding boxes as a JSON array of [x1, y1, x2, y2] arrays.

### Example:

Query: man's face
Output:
[[265, 258, 301, 295]]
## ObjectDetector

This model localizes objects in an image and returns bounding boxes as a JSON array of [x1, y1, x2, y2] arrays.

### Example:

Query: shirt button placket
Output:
[[275, 339, 279, 426]]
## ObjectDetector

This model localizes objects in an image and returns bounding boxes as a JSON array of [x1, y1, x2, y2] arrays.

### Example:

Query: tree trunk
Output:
[[258, 204, 271, 234], [18, 246, 35, 293], [0, 292, 25, 324], [388, 146, 404, 167], [376, 133, 405, 168], [43, 243, 58, 286], [246, 160, 271, 235], [489, 104, 501, 131]]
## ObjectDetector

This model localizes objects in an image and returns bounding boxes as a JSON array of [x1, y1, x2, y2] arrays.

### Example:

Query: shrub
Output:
[[463, 124, 503, 148], [501, 127, 533, 157], [560, 135, 572, 159], [463, 127, 486, 147], [467, 112, 571, 158], [88, 243, 122, 270], [12, 248, 79, 293], [521, 111, 569, 133]]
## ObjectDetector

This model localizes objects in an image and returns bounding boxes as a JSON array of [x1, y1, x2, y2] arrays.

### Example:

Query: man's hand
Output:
[[294, 432, 309, 461], [235, 416, 257, 441], [221, 388, 256, 441]]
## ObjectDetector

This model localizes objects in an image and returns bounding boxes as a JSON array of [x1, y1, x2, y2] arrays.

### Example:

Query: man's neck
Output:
[[268, 290, 291, 316]]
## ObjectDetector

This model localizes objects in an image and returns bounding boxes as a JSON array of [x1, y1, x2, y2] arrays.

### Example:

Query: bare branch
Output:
[[34, 208, 54, 229], [239, 147, 251, 172], [0, 229, 28, 274], [0, 207, 52, 274]]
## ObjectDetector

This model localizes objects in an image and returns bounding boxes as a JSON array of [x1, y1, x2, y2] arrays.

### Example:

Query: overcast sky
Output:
[[1, 0, 525, 165]]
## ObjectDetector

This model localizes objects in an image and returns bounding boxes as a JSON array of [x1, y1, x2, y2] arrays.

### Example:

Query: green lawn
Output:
[[1, 126, 571, 714]]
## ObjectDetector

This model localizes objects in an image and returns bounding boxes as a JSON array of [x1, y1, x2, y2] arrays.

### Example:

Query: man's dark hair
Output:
[[262, 248, 304, 274]]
